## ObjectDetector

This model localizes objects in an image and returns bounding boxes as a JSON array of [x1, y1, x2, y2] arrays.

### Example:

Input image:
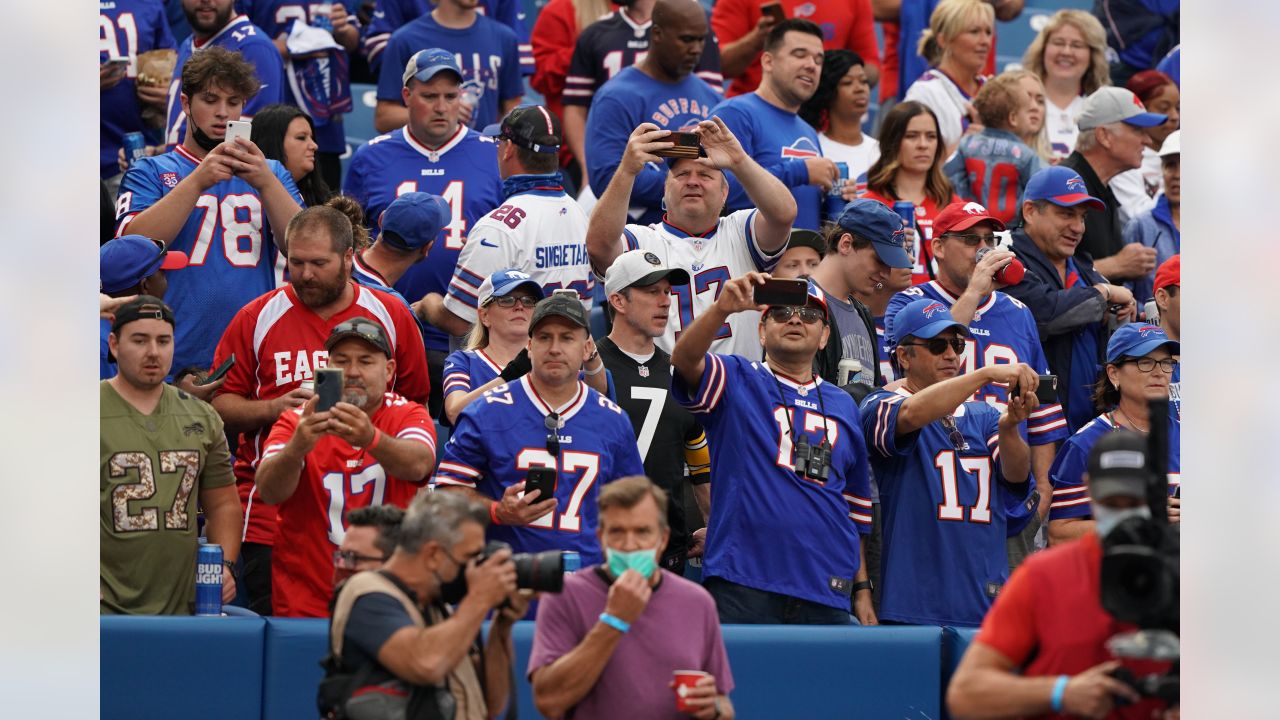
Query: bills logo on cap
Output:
[[922, 301, 948, 318], [643, 252, 661, 265], [503, 270, 532, 281], [1066, 176, 1086, 193], [889, 225, 906, 246], [1137, 324, 1161, 336], [962, 201, 987, 215]]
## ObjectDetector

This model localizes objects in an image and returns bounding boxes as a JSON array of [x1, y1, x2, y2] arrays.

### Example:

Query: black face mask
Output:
[[437, 569, 467, 604], [191, 123, 222, 152]]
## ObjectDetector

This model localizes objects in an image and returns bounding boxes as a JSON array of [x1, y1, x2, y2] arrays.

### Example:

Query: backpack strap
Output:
[[330, 570, 426, 662]]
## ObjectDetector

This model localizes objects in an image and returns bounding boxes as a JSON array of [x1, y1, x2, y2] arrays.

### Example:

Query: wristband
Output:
[[598, 612, 630, 634], [1050, 674, 1069, 713], [365, 429, 382, 452], [583, 361, 605, 377], [489, 501, 503, 525]]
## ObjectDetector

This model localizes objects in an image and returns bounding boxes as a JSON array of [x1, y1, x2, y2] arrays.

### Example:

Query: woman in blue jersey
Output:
[[1046, 322, 1180, 545], [251, 104, 333, 209]]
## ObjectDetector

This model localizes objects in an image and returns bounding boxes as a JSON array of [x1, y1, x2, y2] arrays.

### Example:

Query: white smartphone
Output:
[[224, 119, 252, 146]]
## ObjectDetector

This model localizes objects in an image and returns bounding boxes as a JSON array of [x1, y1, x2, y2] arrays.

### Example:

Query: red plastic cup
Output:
[[673, 669, 711, 713], [995, 256, 1026, 285]]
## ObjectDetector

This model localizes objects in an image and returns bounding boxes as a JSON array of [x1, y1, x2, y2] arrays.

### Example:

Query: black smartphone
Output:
[[653, 131, 703, 159], [761, 2, 786, 23], [315, 368, 344, 411], [753, 278, 809, 306], [1009, 374, 1058, 405], [196, 353, 235, 386], [525, 467, 557, 501]]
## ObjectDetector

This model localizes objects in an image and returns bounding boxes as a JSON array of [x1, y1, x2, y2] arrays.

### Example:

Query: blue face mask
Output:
[[606, 546, 658, 579]]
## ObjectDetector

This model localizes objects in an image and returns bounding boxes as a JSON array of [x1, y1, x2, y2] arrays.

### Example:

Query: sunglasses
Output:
[[488, 295, 539, 309], [945, 233, 999, 248], [940, 415, 970, 451], [766, 306, 825, 324], [900, 337, 966, 355]]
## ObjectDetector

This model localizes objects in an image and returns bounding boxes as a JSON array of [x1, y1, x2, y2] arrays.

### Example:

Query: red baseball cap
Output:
[[933, 201, 1007, 236], [1153, 254, 1180, 293]]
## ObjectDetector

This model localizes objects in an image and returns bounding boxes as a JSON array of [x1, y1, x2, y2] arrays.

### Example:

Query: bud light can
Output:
[[195, 543, 223, 616], [312, 3, 334, 32], [828, 162, 849, 197], [824, 162, 852, 220], [123, 132, 147, 169], [561, 550, 581, 574], [892, 201, 916, 232]]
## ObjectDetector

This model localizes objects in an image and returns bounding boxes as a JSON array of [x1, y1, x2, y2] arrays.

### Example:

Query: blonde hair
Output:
[[972, 73, 1026, 130], [574, 0, 615, 36], [1001, 69, 1055, 164], [917, 0, 994, 67], [462, 304, 492, 351], [1021, 9, 1110, 96]]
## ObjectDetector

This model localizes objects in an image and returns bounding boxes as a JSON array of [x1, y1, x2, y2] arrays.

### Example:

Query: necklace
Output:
[[1113, 407, 1149, 433]]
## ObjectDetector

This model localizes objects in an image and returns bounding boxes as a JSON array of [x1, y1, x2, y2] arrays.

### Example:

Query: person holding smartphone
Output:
[[859, 298, 1040, 627]]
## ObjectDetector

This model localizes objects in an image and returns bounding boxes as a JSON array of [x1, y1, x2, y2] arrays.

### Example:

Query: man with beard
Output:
[[163, 0, 285, 147], [710, 19, 840, 230], [210, 205, 429, 614], [256, 320, 437, 617], [116, 45, 302, 378]]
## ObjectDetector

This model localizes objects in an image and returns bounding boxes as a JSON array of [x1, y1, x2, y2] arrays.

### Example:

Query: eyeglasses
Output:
[[1048, 38, 1089, 52], [900, 337, 966, 355], [945, 233, 998, 248], [766, 306, 825, 324], [332, 549, 388, 568], [940, 415, 970, 451], [1117, 357, 1178, 374], [488, 295, 539, 309]]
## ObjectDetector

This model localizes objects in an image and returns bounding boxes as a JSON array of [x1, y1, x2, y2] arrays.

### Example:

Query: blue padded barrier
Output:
[[100, 615, 266, 720], [941, 626, 980, 718], [262, 618, 329, 720]]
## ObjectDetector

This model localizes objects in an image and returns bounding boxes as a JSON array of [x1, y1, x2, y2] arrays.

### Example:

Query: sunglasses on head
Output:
[[488, 294, 539, 309], [900, 336, 966, 355], [766, 306, 825, 325]]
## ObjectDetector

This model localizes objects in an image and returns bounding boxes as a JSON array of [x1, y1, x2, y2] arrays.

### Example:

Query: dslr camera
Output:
[[482, 540, 566, 594]]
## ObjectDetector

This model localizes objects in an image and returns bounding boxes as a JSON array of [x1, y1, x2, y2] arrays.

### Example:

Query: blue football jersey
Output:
[[944, 129, 1045, 225], [164, 15, 286, 147], [374, 12, 522, 131], [861, 387, 1033, 626], [673, 354, 873, 610], [343, 125, 503, 351], [362, 0, 529, 76], [1048, 412, 1182, 521], [887, 282, 1070, 446], [100, 0, 175, 179], [441, 348, 501, 402], [710, 93, 824, 231], [584, 67, 723, 225], [431, 377, 644, 564], [115, 145, 303, 372]]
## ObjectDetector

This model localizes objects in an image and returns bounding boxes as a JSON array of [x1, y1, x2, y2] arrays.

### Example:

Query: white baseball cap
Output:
[[603, 250, 690, 296], [1158, 130, 1180, 157]]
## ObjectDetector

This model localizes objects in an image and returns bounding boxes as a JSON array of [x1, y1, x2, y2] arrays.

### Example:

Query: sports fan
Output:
[[333, 505, 405, 587], [99, 235, 189, 381], [1020, 10, 1111, 160], [529, 0, 613, 169], [1151, 256, 1180, 419], [250, 104, 333, 209], [902, 0, 995, 156], [1123, 131, 1179, 305], [100, 0, 173, 190], [363, 0, 529, 76], [1109, 70, 1180, 226], [797, 50, 880, 204]]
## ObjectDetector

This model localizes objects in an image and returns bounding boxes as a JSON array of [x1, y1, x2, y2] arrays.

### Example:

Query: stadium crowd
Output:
[[100, 0, 1180, 717]]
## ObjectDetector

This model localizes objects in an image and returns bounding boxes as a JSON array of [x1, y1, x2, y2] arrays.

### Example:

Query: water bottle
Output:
[[195, 543, 223, 616]]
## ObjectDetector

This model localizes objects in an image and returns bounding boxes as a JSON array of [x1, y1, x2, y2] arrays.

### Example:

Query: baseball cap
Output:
[[379, 192, 449, 251], [604, 250, 690, 295], [889, 298, 969, 348], [101, 235, 189, 293], [1106, 323, 1179, 363], [529, 293, 590, 335], [1153, 255, 1180, 293], [785, 228, 826, 257], [111, 295, 175, 335], [835, 199, 912, 269], [325, 317, 392, 358], [478, 269, 545, 306], [482, 105, 562, 154], [803, 278, 829, 317], [933, 201, 1007, 236], [1076, 87, 1168, 130], [1086, 430, 1151, 501], [402, 48, 462, 87], [1024, 166, 1106, 212], [1158, 130, 1180, 157]]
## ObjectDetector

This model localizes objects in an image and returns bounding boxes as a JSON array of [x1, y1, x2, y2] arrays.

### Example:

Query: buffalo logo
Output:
[[1137, 324, 1161, 336], [796, 3, 817, 17], [643, 252, 661, 265], [889, 225, 906, 247], [183, 422, 205, 436], [962, 201, 987, 215], [504, 270, 532, 281], [1065, 176, 1086, 193], [921, 301, 948, 319], [161, 172, 179, 188], [779, 137, 821, 159]]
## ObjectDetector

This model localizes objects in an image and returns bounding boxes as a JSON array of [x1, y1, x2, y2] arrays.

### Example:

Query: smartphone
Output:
[[761, 2, 786, 23], [525, 466, 557, 502], [315, 367, 344, 411], [195, 354, 235, 386], [1009, 374, 1059, 406], [224, 119, 253, 146], [753, 278, 809, 307], [653, 131, 703, 159]]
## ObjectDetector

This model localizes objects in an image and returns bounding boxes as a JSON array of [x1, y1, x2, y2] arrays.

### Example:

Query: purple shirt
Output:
[[529, 568, 734, 719]]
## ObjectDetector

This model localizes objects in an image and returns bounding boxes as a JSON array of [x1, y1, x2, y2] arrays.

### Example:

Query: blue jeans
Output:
[[704, 576, 854, 625]]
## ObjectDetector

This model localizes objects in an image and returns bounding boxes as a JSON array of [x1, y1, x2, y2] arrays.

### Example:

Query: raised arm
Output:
[[584, 124, 675, 273], [671, 273, 768, 387], [696, 117, 796, 253], [894, 363, 1039, 436]]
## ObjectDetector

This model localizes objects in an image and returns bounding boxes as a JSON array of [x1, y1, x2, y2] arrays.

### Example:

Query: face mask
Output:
[[606, 546, 658, 579], [1093, 504, 1151, 538], [434, 550, 469, 604], [191, 123, 222, 152]]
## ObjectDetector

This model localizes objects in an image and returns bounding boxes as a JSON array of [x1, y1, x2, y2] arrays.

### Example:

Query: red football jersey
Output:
[[862, 190, 954, 286], [212, 282, 430, 545], [265, 392, 436, 618]]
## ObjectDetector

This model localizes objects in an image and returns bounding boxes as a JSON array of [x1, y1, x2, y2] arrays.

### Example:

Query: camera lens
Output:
[[512, 550, 565, 593]]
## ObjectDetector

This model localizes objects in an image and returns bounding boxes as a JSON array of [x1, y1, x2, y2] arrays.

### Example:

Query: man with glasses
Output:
[[333, 505, 405, 588], [433, 293, 644, 567], [256, 320, 437, 617], [858, 298, 1040, 627], [671, 273, 876, 624]]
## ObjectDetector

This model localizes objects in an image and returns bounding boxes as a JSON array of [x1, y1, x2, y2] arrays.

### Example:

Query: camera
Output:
[[482, 540, 565, 593]]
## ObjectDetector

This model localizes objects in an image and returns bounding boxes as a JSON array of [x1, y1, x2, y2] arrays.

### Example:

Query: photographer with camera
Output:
[[321, 492, 527, 720], [947, 430, 1176, 720]]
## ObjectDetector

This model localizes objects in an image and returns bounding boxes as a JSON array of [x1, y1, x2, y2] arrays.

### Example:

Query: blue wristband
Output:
[[598, 612, 630, 634], [1050, 674, 1069, 713]]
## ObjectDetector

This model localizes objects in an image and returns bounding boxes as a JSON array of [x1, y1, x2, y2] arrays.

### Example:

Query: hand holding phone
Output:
[[196, 354, 235, 386], [525, 467, 557, 502], [761, 2, 786, 24], [652, 131, 704, 159], [752, 278, 809, 307], [1009, 374, 1059, 406], [315, 368, 344, 411], [224, 119, 252, 146]]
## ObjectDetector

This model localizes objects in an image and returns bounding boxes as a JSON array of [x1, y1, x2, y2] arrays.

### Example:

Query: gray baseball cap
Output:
[[1076, 87, 1168, 130]]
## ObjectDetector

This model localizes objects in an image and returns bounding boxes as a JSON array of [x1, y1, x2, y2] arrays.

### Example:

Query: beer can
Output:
[[829, 162, 849, 197], [892, 201, 916, 231], [311, 3, 334, 32], [123, 132, 147, 169], [195, 543, 223, 616]]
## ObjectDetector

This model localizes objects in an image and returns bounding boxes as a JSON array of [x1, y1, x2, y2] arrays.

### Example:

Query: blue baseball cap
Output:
[[804, 278, 828, 317], [478, 269, 544, 306], [835, 199, 912, 269], [889, 298, 969, 348], [401, 48, 462, 86], [101, 235, 189, 293], [1024, 166, 1106, 212], [379, 192, 450, 250], [1106, 323, 1179, 363]]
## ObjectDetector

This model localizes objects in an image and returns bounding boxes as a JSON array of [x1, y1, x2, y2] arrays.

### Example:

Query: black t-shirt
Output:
[[598, 337, 702, 556], [1061, 151, 1124, 262]]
